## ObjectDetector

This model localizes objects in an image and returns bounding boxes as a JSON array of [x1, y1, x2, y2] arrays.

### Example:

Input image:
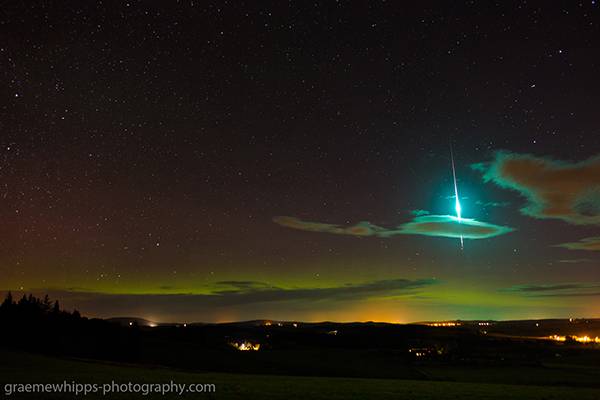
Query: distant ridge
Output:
[[105, 317, 600, 326], [105, 317, 157, 327]]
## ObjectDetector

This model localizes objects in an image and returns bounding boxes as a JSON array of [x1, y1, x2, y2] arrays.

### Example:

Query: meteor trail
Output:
[[450, 144, 464, 249]]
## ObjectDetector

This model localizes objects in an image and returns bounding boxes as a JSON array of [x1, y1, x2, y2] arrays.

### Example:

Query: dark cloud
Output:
[[474, 152, 600, 225], [215, 280, 275, 289], [506, 283, 591, 292], [10, 278, 437, 320], [556, 237, 600, 251], [210, 278, 437, 302], [502, 283, 600, 297], [475, 200, 510, 208], [557, 258, 594, 264], [272, 216, 381, 237], [410, 209, 430, 216], [273, 215, 513, 240]]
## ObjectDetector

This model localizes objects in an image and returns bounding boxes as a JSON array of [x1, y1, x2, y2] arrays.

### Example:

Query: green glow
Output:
[[396, 215, 513, 239]]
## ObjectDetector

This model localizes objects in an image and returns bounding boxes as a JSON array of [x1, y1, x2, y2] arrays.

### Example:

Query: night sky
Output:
[[2, 1, 600, 323]]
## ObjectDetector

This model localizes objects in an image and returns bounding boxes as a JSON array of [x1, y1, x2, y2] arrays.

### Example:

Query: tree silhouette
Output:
[[0, 292, 140, 362], [52, 300, 60, 314], [42, 295, 51, 312], [0, 291, 13, 309]]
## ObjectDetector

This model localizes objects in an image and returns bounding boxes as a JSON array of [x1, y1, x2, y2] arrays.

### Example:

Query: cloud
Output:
[[9, 278, 438, 320], [210, 278, 437, 302], [397, 215, 513, 239], [31, 279, 438, 304], [272, 216, 382, 237], [555, 237, 600, 251], [410, 209, 430, 216], [474, 152, 600, 225], [502, 283, 600, 297], [475, 200, 509, 208], [557, 258, 593, 264], [273, 215, 513, 240], [215, 280, 276, 290]]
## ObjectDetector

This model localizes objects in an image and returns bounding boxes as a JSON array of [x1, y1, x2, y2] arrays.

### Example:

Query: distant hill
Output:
[[105, 317, 158, 327], [103, 317, 600, 338]]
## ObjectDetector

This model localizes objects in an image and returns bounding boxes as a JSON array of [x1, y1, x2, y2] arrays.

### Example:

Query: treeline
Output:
[[0, 292, 80, 320], [0, 292, 140, 361]]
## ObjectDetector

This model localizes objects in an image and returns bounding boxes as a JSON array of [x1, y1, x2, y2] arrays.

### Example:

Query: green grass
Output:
[[2, 349, 600, 399]]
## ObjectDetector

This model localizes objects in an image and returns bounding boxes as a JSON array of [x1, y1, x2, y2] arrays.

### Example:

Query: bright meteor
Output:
[[450, 145, 464, 249]]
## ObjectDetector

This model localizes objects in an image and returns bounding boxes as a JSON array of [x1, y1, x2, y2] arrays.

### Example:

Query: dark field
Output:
[[2, 318, 600, 399], [2, 349, 600, 400]]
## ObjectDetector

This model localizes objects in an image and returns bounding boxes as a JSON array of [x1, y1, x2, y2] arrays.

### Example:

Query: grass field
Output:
[[2, 349, 600, 399]]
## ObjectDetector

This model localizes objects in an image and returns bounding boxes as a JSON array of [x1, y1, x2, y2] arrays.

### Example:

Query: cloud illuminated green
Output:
[[502, 282, 600, 297], [397, 215, 514, 239], [273, 215, 513, 240], [410, 209, 430, 216], [555, 236, 600, 251]]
